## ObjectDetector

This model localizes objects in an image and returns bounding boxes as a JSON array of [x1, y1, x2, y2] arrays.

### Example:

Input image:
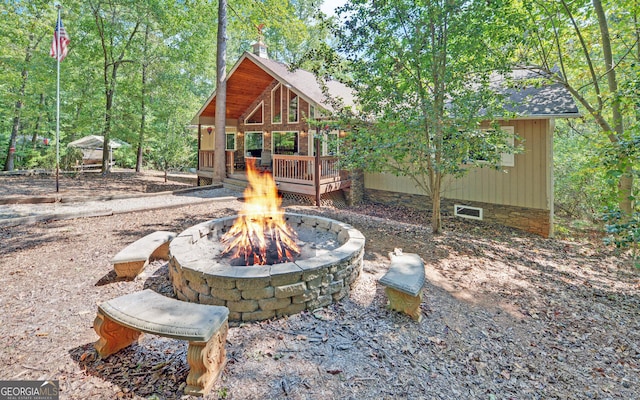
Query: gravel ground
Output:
[[0, 187, 240, 225]]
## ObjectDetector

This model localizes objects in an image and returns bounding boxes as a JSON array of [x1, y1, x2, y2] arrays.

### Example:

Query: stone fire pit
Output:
[[169, 213, 365, 322]]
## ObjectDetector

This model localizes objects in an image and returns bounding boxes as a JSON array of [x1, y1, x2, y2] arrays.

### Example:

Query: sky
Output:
[[320, 0, 347, 17]]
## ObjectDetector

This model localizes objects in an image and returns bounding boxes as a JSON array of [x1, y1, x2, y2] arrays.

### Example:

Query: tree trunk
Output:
[[213, 0, 228, 184], [102, 65, 118, 174], [5, 105, 21, 171], [136, 24, 150, 173], [431, 177, 442, 234], [593, 0, 633, 215], [32, 93, 45, 148], [5, 39, 33, 171]]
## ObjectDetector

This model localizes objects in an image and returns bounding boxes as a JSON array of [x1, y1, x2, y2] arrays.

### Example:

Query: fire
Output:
[[221, 160, 300, 265]]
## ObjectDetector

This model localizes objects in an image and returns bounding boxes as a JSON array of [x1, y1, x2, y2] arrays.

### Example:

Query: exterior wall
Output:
[[236, 80, 313, 158], [363, 119, 554, 236], [365, 119, 552, 209], [364, 189, 551, 237], [200, 126, 215, 150]]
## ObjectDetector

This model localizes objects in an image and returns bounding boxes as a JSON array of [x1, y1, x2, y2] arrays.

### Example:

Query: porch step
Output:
[[223, 177, 248, 193]]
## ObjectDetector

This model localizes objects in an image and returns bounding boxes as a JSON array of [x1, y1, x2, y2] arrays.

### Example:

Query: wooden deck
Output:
[[198, 150, 350, 195]]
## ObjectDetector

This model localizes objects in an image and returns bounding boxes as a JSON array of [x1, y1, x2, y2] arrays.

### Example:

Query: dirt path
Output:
[[0, 172, 638, 399]]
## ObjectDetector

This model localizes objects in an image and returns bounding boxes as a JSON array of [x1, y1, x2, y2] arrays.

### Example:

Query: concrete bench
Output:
[[93, 289, 229, 396], [378, 250, 426, 322], [112, 231, 176, 278]]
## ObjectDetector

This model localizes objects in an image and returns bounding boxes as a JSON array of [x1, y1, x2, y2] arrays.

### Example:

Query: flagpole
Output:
[[55, 4, 61, 193]]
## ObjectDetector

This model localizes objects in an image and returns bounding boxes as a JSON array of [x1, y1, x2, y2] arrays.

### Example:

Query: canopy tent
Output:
[[67, 135, 129, 168], [67, 135, 126, 149]]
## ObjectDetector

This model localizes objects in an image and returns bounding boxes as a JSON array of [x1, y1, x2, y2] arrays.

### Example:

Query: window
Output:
[[288, 90, 299, 123], [245, 102, 263, 125], [454, 204, 483, 220], [225, 132, 236, 151], [272, 131, 298, 155], [272, 84, 282, 123], [500, 127, 515, 167], [309, 104, 316, 120], [466, 126, 515, 167], [244, 132, 263, 158], [317, 130, 340, 156]]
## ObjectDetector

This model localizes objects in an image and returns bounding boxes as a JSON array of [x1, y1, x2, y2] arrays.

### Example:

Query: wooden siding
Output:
[[200, 58, 275, 120], [364, 119, 552, 210]]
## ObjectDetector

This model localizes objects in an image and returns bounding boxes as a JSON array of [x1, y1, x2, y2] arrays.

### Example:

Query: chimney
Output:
[[252, 23, 268, 59]]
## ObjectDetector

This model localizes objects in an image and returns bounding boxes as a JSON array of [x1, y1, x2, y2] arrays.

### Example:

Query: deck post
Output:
[[314, 133, 321, 207], [197, 125, 201, 181]]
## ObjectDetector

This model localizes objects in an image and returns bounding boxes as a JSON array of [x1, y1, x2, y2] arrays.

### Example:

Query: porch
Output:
[[198, 150, 350, 195]]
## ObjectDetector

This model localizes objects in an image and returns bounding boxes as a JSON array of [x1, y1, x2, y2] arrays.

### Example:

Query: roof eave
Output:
[[499, 112, 582, 120], [190, 53, 255, 125]]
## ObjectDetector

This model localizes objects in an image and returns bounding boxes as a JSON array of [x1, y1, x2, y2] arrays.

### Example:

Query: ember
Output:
[[221, 160, 300, 265]]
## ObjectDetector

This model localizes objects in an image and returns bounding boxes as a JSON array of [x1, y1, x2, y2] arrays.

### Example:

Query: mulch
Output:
[[0, 171, 638, 399]]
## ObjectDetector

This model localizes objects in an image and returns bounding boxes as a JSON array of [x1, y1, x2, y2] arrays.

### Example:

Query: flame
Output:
[[221, 160, 300, 265]]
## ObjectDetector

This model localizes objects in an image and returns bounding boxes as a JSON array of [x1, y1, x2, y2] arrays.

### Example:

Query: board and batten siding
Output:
[[364, 119, 553, 210]]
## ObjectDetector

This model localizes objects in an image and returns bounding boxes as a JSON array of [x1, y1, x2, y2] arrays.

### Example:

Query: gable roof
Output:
[[192, 52, 354, 125], [492, 68, 580, 118]]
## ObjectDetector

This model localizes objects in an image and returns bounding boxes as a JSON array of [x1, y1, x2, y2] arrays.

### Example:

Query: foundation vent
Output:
[[454, 204, 483, 220]]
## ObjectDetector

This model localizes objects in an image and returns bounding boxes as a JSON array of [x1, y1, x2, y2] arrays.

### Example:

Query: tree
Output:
[[0, 0, 330, 175], [521, 0, 638, 216], [1, 1, 49, 171], [335, 0, 520, 234], [149, 119, 195, 182], [88, 0, 142, 173], [213, 0, 228, 184]]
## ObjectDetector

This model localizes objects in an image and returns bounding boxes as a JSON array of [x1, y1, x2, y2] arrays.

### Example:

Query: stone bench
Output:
[[112, 231, 176, 278], [93, 289, 229, 396], [378, 250, 425, 322]]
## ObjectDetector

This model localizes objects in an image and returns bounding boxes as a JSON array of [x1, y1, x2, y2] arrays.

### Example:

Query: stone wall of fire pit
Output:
[[169, 213, 365, 322]]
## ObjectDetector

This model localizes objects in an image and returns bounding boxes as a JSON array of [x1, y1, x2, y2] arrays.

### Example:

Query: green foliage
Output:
[[602, 207, 640, 266], [333, 0, 522, 232], [0, 0, 318, 173], [0, 132, 8, 170], [554, 120, 619, 217], [61, 147, 83, 170], [147, 123, 196, 172], [520, 0, 639, 215]]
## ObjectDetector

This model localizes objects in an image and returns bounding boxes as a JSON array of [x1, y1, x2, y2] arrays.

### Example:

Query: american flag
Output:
[[50, 15, 70, 61]]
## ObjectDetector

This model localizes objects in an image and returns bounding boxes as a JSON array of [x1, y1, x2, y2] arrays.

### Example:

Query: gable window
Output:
[[245, 102, 263, 125], [272, 131, 298, 155], [272, 84, 282, 124], [309, 104, 316, 120], [244, 132, 263, 158], [288, 90, 299, 123]]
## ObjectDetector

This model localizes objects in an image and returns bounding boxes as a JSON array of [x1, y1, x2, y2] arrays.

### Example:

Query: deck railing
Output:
[[199, 152, 343, 187], [199, 150, 214, 169], [272, 155, 340, 185]]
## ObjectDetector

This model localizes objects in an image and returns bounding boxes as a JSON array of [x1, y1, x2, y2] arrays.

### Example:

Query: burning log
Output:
[[220, 160, 300, 266], [221, 216, 300, 266]]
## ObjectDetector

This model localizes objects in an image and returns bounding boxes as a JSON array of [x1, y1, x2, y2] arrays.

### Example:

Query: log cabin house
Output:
[[192, 43, 579, 237], [191, 40, 355, 202]]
